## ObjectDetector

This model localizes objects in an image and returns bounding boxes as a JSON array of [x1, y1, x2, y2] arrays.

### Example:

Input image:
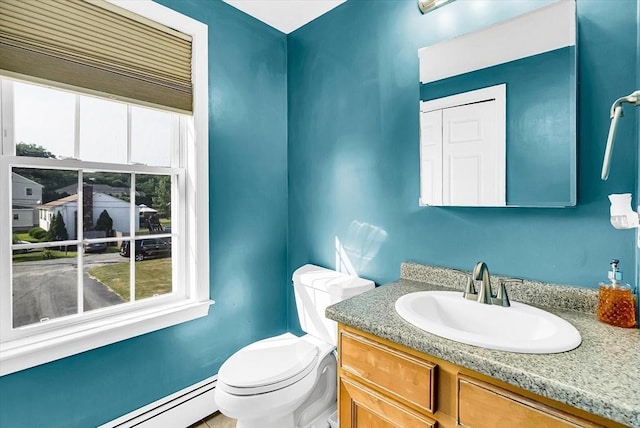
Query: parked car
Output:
[[120, 238, 171, 261], [84, 242, 107, 253]]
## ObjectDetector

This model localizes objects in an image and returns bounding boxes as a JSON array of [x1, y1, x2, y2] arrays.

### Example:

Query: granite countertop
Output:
[[326, 263, 640, 427]]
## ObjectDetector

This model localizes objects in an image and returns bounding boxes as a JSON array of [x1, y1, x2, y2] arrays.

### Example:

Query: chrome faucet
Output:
[[474, 262, 493, 304], [463, 262, 511, 307]]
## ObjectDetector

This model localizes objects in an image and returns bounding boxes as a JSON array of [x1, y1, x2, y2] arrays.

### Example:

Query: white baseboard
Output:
[[100, 375, 219, 428]]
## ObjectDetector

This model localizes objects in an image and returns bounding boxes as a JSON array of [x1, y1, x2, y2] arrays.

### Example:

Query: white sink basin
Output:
[[395, 291, 581, 353]]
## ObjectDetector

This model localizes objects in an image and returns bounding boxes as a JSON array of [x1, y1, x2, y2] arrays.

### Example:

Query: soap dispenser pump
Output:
[[596, 259, 637, 328]]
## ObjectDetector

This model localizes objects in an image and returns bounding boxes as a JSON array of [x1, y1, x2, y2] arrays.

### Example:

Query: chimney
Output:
[[83, 183, 93, 232]]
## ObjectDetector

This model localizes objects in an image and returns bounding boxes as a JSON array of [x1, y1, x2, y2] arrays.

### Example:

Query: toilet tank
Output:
[[292, 264, 374, 345]]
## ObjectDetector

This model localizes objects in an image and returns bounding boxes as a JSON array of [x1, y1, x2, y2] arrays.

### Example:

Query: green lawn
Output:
[[88, 258, 172, 300], [15, 232, 45, 243], [12, 246, 120, 263], [12, 248, 78, 263]]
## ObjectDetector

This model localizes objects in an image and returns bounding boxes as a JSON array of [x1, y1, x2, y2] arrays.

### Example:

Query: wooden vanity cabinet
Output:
[[337, 324, 625, 428], [339, 328, 437, 427], [457, 375, 602, 428], [340, 377, 437, 428]]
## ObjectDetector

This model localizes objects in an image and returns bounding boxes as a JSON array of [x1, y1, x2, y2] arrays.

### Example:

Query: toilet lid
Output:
[[219, 333, 319, 390]]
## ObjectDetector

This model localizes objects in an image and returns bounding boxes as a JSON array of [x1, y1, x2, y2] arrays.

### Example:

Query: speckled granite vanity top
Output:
[[326, 262, 640, 427]]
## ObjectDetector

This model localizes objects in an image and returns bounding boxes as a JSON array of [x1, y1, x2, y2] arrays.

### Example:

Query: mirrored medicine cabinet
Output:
[[418, 0, 577, 207]]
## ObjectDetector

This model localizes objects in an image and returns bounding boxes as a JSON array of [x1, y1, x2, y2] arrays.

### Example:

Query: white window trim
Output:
[[0, 0, 210, 376]]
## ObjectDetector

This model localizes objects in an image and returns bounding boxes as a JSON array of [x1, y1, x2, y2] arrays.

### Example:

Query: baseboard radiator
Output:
[[100, 375, 219, 428]]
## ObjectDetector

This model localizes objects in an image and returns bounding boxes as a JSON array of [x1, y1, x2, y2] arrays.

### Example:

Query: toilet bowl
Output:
[[214, 264, 374, 428], [216, 333, 336, 428]]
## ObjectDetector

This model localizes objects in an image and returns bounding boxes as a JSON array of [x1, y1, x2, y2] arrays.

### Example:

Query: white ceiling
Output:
[[223, 0, 347, 34]]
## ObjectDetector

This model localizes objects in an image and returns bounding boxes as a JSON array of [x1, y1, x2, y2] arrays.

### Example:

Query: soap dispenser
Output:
[[597, 259, 637, 328]]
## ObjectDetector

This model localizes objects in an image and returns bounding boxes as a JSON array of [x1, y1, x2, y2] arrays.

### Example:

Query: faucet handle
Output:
[[495, 280, 511, 307], [463, 277, 476, 299]]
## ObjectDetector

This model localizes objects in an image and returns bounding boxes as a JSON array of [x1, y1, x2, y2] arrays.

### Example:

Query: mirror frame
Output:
[[418, 0, 577, 207]]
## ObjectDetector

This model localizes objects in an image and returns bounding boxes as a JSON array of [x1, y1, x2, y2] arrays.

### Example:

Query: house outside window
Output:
[[0, 0, 209, 376]]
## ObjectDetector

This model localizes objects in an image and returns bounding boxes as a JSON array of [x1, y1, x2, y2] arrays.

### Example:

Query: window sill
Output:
[[0, 299, 213, 376]]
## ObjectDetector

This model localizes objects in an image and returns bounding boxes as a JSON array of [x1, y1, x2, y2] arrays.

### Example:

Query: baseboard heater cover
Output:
[[100, 375, 218, 428]]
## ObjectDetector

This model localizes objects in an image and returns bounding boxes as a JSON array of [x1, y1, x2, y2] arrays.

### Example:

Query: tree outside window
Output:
[[95, 209, 113, 235], [46, 212, 68, 242]]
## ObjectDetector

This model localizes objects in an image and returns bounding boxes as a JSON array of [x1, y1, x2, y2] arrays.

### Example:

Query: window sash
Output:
[[1, 77, 182, 167], [2, 156, 186, 341]]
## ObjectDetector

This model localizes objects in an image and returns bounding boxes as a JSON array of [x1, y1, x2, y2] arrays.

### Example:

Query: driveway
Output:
[[12, 252, 127, 328]]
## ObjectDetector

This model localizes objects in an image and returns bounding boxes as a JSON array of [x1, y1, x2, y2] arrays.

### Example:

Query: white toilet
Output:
[[215, 264, 374, 428]]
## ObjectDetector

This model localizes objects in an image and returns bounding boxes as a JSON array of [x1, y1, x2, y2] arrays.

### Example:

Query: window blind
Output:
[[0, 0, 193, 113]]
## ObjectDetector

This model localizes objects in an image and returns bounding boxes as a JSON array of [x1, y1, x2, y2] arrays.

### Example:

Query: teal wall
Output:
[[1, 0, 639, 426], [287, 0, 639, 331], [0, 1, 288, 427]]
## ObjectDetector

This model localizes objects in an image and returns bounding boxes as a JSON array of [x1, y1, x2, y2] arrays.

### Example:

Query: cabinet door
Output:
[[339, 330, 436, 414], [458, 375, 602, 428], [340, 377, 437, 428]]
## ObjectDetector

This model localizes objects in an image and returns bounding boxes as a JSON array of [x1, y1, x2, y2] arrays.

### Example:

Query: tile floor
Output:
[[189, 411, 236, 428]]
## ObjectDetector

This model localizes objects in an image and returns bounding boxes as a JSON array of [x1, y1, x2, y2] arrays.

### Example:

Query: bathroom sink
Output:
[[395, 291, 581, 353]]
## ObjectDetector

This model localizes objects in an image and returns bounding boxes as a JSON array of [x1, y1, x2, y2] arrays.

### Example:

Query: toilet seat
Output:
[[218, 333, 319, 396]]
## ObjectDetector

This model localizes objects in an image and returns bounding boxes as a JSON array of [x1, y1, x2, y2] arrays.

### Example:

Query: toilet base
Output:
[[236, 414, 294, 428], [299, 404, 335, 428], [234, 406, 334, 428]]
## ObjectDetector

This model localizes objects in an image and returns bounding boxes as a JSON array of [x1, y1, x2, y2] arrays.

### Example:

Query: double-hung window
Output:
[[0, 0, 210, 376]]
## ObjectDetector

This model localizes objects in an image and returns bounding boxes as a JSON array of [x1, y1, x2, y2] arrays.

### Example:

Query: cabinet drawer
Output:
[[340, 377, 437, 428], [458, 374, 602, 428], [339, 330, 436, 414]]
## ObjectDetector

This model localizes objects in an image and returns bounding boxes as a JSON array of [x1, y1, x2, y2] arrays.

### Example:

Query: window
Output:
[[9, 112, 178, 326], [0, 1, 209, 376]]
